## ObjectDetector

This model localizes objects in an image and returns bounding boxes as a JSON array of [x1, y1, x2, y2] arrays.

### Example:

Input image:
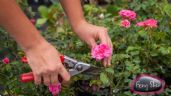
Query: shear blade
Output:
[[82, 66, 102, 75]]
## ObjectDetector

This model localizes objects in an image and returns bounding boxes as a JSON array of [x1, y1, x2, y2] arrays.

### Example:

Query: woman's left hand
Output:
[[73, 21, 113, 67]]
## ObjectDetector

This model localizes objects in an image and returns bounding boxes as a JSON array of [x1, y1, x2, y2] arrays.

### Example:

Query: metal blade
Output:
[[69, 62, 91, 76], [81, 66, 102, 76]]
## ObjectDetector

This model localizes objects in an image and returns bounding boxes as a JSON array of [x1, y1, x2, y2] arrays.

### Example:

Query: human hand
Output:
[[24, 41, 70, 86], [73, 21, 113, 67]]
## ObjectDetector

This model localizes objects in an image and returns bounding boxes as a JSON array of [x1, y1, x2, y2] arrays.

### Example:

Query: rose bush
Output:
[[0, 0, 171, 96]]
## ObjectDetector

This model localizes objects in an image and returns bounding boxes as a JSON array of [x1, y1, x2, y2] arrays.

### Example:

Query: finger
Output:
[[103, 58, 107, 67], [99, 31, 110, 66], [99, 31, 108, 45], [107, 38, 113, 66], [34, 74, 42, 85], [102, 34, 112, 66], [107, 36, 113, 48], [50, 73, 58, 85], [59, 66, 70, 82], [89, 38, 97, 48], [43, 74, 50, 86], [107, 56, 112, 67]]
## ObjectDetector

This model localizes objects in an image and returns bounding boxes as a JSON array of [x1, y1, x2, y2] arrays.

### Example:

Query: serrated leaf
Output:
[[164, 4, 171, 17], [158, 47, 170, 55], [36, 18, 47, 26], [100, 72, 109, 86], [126, 46, 141, 53], [38, 6, 49, 18], [113, 54, 130, 61], [138, 30, 147, 38], [5, 64, 11, 71], [105, 68, 114, 74]]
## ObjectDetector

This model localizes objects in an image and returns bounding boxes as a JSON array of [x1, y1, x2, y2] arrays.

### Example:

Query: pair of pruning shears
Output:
[[20, 55, 101, 83]]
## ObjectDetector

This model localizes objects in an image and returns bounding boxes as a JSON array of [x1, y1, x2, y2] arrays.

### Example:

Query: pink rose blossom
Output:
[[121, 19, 131, 28], [2, 57, 9, 64], [21, 56, 28, 63], [119, 9, 136, 20], [136, 18, 158, 28], [30, 19, 36, 25], [144, 18, 158, 28], [49, 83, 61, 96], [91, 44, 112, 61]]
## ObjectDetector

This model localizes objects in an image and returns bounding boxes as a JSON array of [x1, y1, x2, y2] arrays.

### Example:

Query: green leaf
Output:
[[38, 6, 49, 18], [164, 4, 171, 17], [113, 54, 130, 61], [100, 72, 109, 86], [130, 51, 140, 56], [126, 46, 141, 53], [90, 80, 102, 86], [150, 51, 158, 57], [133, 57, 141, 64], [106, 5, 120, 16], [36, 18, 47, 26], [105, 68, 114, 74], [153, 32, 166, 41], [158, 47, 170, 55], [138, 30, 147, 38], [5, 64, 11, 71]]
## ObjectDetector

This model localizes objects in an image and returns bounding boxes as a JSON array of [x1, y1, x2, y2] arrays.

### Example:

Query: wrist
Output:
[[70, 19, 87, 32], [21, 37, 48, 53]]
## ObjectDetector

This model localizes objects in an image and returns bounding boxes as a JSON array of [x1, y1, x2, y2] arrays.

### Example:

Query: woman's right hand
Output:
[[25, 41, 70, 86]]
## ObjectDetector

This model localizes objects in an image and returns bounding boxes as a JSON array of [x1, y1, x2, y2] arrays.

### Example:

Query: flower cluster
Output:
[[119, 9, 136, 28], [49, 83, 61, 96], [119, 9, 136, 20], [91, 44, 112, 61], [119, 9, 157, 29]]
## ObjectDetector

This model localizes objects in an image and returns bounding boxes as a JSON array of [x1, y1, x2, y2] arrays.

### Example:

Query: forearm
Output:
[[0, 0, 45, 51], [60, 0, 86, 30]]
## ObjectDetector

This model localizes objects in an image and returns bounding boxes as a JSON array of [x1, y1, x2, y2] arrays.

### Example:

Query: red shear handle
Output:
[[20, 55, 64, 83]]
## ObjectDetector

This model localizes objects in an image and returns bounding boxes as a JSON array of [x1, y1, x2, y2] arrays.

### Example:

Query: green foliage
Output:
[[0, 0, 171, 95]]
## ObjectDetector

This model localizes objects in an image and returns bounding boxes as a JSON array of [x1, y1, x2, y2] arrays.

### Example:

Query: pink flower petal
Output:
[[91, 44, 112, 61], [49, 83, 61, 96], [136, 22, 145, 26]]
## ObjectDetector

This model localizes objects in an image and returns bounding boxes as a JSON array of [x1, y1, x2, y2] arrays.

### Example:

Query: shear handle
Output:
[[20, 55, 64, 83]]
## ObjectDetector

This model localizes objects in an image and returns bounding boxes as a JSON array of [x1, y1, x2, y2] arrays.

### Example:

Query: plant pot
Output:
[[73, 80, 110, 96]]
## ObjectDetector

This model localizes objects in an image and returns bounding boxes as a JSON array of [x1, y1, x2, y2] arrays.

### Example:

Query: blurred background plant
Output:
[[0, 0, 171, 96]]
